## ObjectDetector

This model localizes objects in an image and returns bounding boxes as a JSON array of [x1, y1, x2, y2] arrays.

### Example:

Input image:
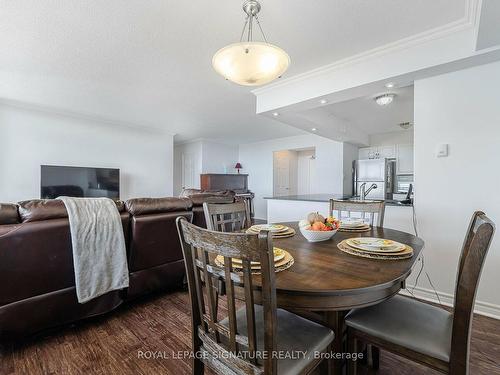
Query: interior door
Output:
[[273, 152, 290, 196], [181, 152, 195, 189]]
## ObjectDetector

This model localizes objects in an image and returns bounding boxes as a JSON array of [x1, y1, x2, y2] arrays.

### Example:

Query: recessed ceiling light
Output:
[[385, 82, 395, 88], [311, 128, 317, 132], [272, 112, 279, 117], [399, 122, 413, 130], [375, 93, 396, 106], [319, 99, 328, 104]]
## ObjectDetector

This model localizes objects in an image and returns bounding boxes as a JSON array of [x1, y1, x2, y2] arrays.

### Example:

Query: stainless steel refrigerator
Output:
[[353, 159, 396, 200]]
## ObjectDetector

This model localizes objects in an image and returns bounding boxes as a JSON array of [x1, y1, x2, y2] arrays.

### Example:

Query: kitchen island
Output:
[[264, 194, 415, 234]]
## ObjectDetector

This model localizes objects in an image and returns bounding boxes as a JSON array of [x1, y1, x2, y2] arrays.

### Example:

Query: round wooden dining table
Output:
[[264, 222, 424, 375]]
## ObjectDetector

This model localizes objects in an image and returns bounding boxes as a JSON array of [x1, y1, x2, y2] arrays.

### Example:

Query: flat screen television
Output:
[[41, 165, 120, 199]]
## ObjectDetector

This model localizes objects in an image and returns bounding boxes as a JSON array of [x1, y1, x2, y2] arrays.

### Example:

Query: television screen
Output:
[[41, 165, 120, 199]]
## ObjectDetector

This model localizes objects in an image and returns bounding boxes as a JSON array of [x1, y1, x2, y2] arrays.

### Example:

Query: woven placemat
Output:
[[246, 227, 296, 239], [338, 226, 371, 233], [214, 249, 294, 274], [337, 240, 413, 260]]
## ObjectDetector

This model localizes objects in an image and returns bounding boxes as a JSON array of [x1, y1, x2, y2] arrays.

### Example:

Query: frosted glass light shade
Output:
[[212, 41, 290, 86]]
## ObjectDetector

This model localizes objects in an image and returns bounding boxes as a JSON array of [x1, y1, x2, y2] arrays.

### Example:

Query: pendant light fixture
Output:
[[212, 0, 290, 86]]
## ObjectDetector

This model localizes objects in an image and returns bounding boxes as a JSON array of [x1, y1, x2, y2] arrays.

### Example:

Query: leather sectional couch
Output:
[[0, 192, 234, 340]]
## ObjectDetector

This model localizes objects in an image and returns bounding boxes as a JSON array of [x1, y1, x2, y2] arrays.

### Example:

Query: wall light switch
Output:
[[436, 144, 449, 157]]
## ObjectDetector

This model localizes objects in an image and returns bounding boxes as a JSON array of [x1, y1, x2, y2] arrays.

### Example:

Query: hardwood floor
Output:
[[1, 290, 499, 374]]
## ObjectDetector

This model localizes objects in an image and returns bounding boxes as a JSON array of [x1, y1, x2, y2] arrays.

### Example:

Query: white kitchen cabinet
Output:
[[359, 146, 395, 160], [396, 144, 414, 174], [378, 145, 396, 158], [358, 147, 372, 160]]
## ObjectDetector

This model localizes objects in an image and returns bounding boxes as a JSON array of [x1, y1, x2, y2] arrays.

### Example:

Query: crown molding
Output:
[[174, 137, 205, 146], [252, 0, 479, 96], [0, 98, 175, 136], [174, 137, 241, 146]]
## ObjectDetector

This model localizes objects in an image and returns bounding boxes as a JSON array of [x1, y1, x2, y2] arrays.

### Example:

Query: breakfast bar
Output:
[[265, 194, 415, 233]]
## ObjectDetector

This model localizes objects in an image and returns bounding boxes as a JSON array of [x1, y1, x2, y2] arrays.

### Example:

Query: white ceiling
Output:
[[0, 0, 466, 143], [308, 85, 414, 136]]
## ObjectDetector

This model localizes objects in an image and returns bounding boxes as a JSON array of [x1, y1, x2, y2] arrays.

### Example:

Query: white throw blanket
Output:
[[59, 197, 129, 303]]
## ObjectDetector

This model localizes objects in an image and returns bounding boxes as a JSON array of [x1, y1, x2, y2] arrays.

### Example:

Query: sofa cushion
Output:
[[0, 203, 19, 224], [188, 193, 235, 207], [18, 199, 68, 223], [125, 197, 193, 216], [179, 188, 203, 198], [18, 199, 126, 223]]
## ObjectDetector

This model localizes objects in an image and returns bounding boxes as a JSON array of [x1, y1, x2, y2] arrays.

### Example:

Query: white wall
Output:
[[0, 104, 174, 202], [239, 134, 344, 220], [369, 130, 414, 147], [173, 139, 239, 195], [411, 60, 500, 317], [201, 141, 239, 174]]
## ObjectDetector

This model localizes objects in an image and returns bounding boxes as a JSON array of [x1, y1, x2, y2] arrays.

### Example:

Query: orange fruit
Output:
[[311, 221, 326, 231]]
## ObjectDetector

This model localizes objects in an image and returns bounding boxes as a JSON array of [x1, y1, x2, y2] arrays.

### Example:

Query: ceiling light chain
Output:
[[254, 15, 268, 43], [248, 12, 253, 42], [239, 5, 268, 45], [239, 15, 250, 42]]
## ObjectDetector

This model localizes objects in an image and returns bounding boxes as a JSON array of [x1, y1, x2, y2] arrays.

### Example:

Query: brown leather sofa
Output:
[[0, 193, 232, 341], [0, 200, 126, 341], [124, 198, 192, 299]]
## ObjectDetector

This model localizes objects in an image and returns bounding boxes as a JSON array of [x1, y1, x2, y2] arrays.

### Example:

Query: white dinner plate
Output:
[[346, 238, 406, 253]]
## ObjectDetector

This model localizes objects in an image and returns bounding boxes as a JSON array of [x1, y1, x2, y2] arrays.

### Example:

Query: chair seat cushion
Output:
[[345, 295, 453, 362], [220, 305, 334, 375]]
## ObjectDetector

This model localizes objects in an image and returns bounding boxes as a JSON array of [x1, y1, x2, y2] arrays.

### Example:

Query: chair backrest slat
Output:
[[224, 256, 239, 353], [204, 201, 251, 232], [242, 259, 258, 364], [330, 199, 386, 227], [191, 245, 207, 332], [259, 234, 278, 375], [450, 211, 495, 374], [177, 217, 277, 374], [201, 251, 219, 341]]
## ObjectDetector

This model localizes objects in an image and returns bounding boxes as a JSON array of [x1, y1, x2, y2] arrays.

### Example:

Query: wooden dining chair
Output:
[[345, 211, 495, 375], [203, 201, 251, 232], [176, 217, 335, 375], [329, 199, 386, 227]]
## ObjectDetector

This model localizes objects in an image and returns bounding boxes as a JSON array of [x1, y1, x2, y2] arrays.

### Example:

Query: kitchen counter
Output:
[[264, 194, 413, 207], [265, 194, 415, 233]]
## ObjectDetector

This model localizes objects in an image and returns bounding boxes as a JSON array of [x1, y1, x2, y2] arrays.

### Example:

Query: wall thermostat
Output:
[[436, 144, 449, 157]]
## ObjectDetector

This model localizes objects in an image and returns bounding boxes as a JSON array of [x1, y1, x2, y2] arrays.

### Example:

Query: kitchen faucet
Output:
[[363, 183, 378, 200], [359, 183, 366, 200]]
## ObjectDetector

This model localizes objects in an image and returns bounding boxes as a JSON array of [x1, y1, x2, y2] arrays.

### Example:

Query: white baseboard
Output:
[[400, 285, 500, 320]]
